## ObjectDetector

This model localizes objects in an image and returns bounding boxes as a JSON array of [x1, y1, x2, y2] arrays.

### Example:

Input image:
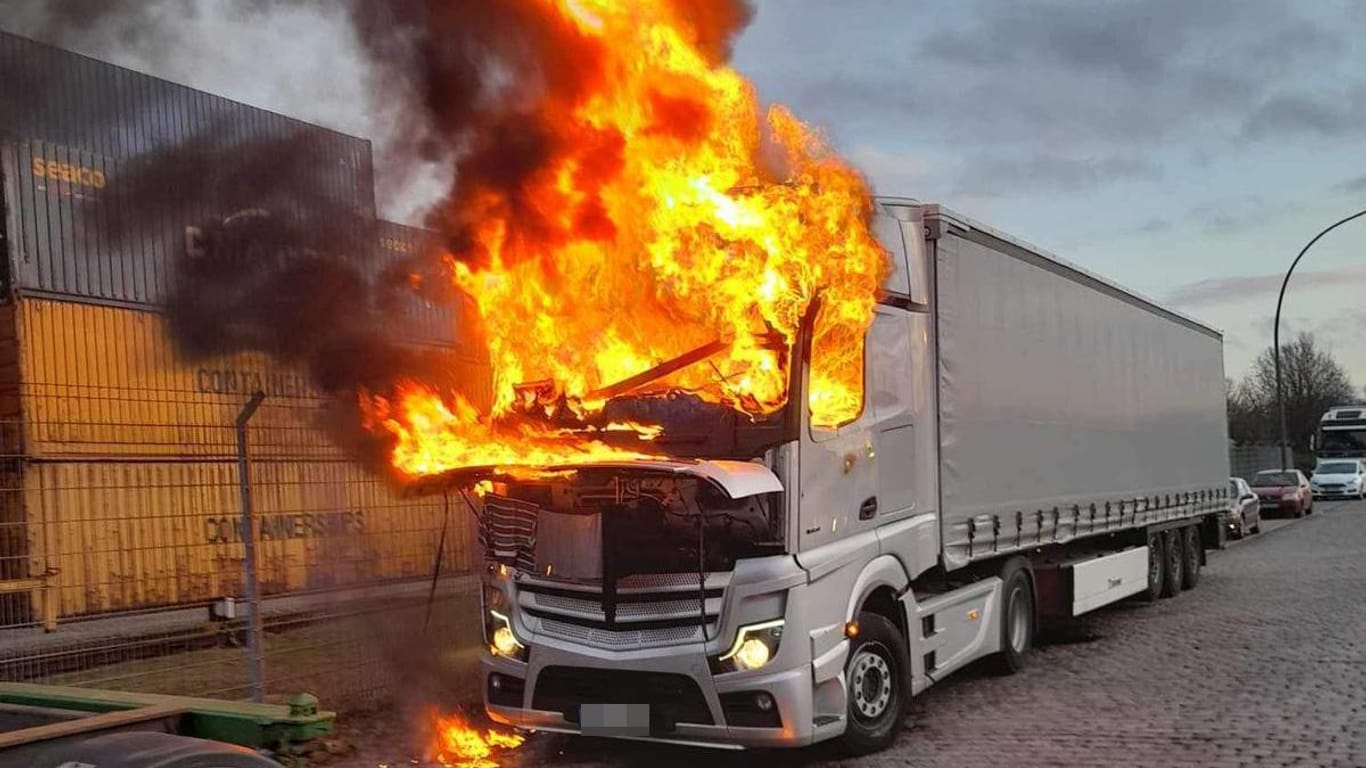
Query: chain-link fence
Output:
[[0, 300, 485, 712], [0, 417, 481, 710], [1229, 443, 1297, 481]]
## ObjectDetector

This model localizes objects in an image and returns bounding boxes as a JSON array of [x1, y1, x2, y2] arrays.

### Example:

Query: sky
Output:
[[2, 0, 1363, 387]]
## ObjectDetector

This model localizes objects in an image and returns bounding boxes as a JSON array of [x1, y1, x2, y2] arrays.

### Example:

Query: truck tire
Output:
[[993, 558, 1034, 674], [840, 612, 909, 756], [1180, 525, 1201, 590], [29, 731, 280, 768], [1160, 529, 1183, 598], [1143, 530, 1165, 602]]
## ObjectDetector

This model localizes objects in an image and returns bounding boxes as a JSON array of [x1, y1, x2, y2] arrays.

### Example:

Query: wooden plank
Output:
[[0, 702, 185, 750]]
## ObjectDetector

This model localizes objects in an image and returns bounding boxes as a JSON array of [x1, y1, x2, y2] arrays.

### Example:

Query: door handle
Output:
[[859, 496, 878, 520]]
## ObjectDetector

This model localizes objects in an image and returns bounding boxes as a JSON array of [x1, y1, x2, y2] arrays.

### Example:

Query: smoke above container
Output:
[[3, 1, 892, 483]]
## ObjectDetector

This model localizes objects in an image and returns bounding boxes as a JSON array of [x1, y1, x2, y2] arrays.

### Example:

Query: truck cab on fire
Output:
[[473, 199, 1229, 754]]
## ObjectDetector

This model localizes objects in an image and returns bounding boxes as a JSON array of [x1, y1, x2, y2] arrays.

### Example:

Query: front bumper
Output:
[[1313, 488, 1360, 498], [482, 637, 821, 749]]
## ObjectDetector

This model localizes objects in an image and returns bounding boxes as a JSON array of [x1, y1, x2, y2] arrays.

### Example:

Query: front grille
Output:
[[534, 592, 709, 619], [515, 572, 728, 647], [532, 666, 714, 727], [537, 618, 703, 646]]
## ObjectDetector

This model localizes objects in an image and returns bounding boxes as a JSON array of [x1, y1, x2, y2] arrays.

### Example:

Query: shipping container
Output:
[[0, 32, 496, 630], [1, 457, 473, 619], [374, 221, 471, 350], [0, 29, 376, 307], [0, 295, 490, 625], [0, 297, 490, 459]]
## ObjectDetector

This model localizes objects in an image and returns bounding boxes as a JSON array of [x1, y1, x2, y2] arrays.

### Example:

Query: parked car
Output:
[[1310, 460, 1366, 500], [1250, 469, 1313, 518], [1226, 477, 1262, 538]]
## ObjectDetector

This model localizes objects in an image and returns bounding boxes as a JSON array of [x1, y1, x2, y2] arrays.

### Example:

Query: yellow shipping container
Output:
[[0, 296, 488, 625], [0, 297, 490, 459], [8, 457, 472, 619]]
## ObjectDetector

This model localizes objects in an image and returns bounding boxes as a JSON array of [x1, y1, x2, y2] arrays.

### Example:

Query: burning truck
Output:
[[341, 0, 1230, 757], [391, 200, 1229, 754]]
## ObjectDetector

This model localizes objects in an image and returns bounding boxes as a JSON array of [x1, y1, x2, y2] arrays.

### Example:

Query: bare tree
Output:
[[1226, 377, 1265, 444], [1243, 332, 1356, 459]]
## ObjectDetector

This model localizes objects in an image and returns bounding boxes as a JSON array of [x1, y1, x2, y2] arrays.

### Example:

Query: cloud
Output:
[[739, 0, 1358, 202], [1165, 267, 1366, 308], [949, 153, 1161, 197], [1187, 195, 1305, 235], [1331, 174, 1366, 195], [763, 0, 1347, 141], [848, 145, 932, 190], [1243, 86, 1366, 140], [1132, 218, 1172, 235]]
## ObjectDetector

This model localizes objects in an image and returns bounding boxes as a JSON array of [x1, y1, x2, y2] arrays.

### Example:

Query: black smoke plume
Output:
[[0, 0, 756, 474]]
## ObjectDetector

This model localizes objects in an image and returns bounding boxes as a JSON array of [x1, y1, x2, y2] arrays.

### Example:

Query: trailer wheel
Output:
[[32, 731, 280, 767], [1143, 530, 1165, 602], [1160, 529, 1183, 599], [1181, 525, 1201, 590], [993, 558, 1034, 674], [840, 612, 908, 756]]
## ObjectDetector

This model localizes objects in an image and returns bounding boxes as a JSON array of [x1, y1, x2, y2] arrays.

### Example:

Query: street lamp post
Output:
[[1273, 208, 1366, 471]]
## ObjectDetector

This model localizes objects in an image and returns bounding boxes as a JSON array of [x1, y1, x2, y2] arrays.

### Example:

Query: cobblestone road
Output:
[[339, 500, 1366, 768]]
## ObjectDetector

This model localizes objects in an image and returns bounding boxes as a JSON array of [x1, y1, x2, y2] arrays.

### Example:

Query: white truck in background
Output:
[[1315, 405, 1366, 463], [458, 200, 1230, 755]]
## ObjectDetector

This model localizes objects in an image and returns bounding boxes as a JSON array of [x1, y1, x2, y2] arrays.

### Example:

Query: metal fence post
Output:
[[236, 391, 267, 703]]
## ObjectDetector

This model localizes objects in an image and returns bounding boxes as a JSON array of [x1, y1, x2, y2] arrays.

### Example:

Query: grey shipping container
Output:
[[373, 221, 466, 349], [0, 29, 376, 307]]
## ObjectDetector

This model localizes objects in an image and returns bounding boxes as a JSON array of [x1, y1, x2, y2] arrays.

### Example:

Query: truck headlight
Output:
[[486, 610, 528, 661], [713, 620, 784, 673]]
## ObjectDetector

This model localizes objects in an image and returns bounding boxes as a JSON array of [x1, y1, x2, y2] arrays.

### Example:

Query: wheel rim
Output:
[[1167, 534, 1182, 581], [1185, 530, 1199, 571], [1007, 584, 1029, 653], [1149, 537, 1161, 588], [849, 646, 895, 721]]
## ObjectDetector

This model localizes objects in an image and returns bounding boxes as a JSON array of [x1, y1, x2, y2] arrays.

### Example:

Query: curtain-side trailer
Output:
[[459, 200, 1230, 755]]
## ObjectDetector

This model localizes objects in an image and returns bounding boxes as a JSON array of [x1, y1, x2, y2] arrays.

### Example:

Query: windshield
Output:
[[1254, 472, 1297, 486], [1316, 462, 1359, 475], [1320, 429, 1366, 454]]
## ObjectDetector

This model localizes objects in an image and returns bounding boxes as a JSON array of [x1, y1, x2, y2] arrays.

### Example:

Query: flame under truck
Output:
[[436, 201, 1230, 754]]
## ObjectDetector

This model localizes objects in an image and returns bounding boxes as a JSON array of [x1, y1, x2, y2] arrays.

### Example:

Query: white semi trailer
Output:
[[460, 200, 1230, 754]]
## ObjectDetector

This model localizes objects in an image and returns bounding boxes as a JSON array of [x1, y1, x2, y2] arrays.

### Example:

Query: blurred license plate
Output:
[[580, 703, 650, 736]]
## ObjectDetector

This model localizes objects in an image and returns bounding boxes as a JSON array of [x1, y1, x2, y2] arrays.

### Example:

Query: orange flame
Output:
[[366, 0, 889, 478], [431, 713, 525, 768]]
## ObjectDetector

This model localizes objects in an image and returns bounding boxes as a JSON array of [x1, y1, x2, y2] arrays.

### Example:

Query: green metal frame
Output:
[[0, 683, 334, 750]]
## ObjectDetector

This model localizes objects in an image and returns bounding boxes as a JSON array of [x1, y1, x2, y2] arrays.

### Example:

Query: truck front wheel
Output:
[[840, 612, 909, 756], [994, 558, 1034, 674]]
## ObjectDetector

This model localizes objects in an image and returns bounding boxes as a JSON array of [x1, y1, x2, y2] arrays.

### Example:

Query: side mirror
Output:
[[1241, 493, 1256, 503]]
